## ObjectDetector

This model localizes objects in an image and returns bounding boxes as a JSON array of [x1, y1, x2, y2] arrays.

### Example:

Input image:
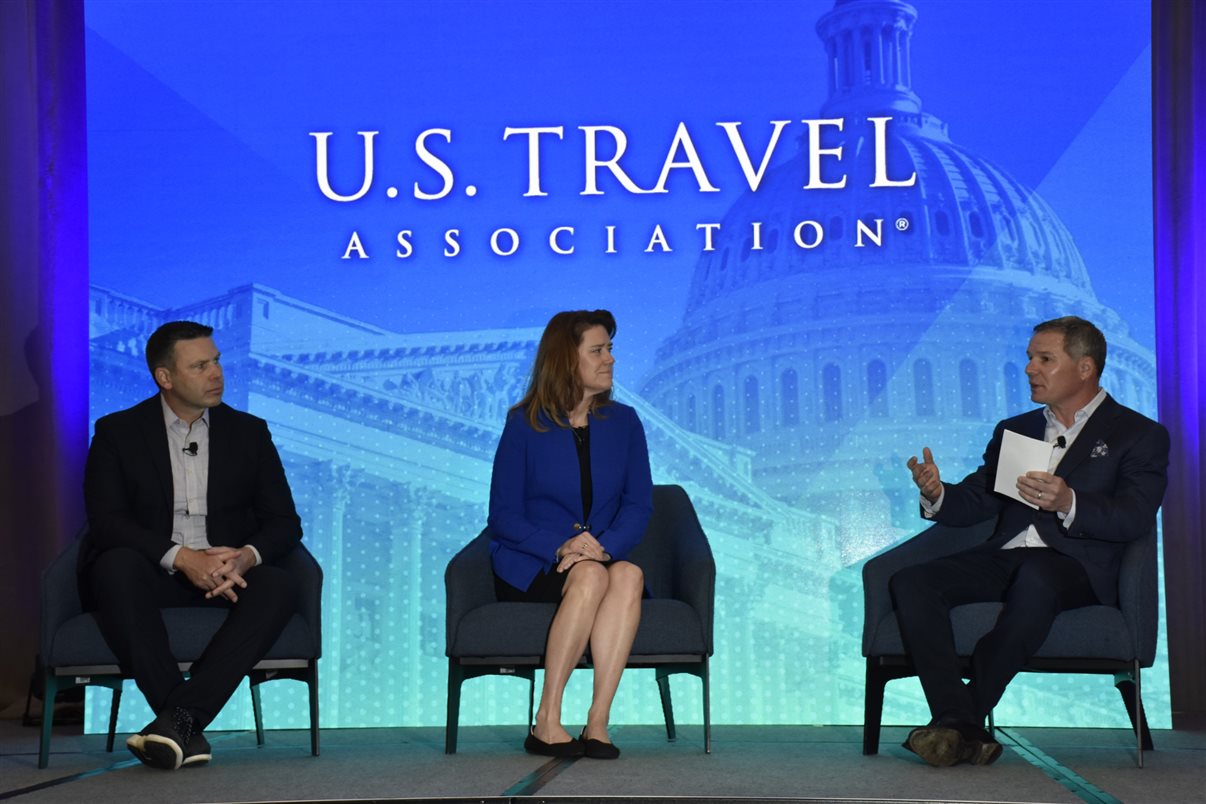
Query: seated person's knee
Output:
[[609, 560, 644, 592], [567, 559, 609, 593]]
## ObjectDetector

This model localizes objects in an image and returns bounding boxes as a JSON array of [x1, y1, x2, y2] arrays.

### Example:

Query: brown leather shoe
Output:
[[905, 726, 963, 767], [953, 723, 1003, 766]]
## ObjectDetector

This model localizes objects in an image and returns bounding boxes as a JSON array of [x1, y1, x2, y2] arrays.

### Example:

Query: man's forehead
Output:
[[174, 337, 219, 359], [1027, 331, 1067, 354]]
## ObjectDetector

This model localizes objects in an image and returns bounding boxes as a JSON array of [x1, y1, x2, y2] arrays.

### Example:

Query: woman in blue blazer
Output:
[[488, 309, 653, 759]]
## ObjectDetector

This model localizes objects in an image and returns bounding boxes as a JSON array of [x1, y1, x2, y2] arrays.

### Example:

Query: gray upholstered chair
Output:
[[862, 519, 1157, 766], [34, 532, 323, 768], [444, 483, 715, 754]]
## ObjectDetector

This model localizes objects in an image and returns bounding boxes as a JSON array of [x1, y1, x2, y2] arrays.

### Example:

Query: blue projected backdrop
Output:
[[84, 0, 1162, 732]]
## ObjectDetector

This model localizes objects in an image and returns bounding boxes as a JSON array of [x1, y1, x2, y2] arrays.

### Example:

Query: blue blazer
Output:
[[487, 401, 653, 592], [931, 395, 1169, 606]]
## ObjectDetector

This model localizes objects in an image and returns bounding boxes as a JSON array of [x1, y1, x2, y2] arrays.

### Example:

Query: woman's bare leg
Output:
[[532, 561, 609, 743], [584, 561, 643, 742]]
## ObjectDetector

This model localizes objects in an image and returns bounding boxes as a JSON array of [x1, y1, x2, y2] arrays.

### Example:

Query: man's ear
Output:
[[154, 365, 172, 390], [1079, 357, 1094, 379]]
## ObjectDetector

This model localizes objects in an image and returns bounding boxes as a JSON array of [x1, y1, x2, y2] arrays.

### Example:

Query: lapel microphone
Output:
[[183, 442, 199, 456], [1054, 435, 1067, 449]]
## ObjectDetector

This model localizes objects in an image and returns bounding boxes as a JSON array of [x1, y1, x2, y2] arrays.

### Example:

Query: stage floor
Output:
[[2, 720, 1204, 804]]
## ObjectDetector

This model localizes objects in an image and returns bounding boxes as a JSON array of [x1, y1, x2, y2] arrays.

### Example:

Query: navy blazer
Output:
[[487, 401, 653, 592], [82, 395, 302, 577], [931, 395, 1169, 606]]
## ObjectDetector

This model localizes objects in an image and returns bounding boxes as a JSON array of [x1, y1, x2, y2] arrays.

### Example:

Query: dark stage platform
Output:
[[2, 721, 1203, 804]]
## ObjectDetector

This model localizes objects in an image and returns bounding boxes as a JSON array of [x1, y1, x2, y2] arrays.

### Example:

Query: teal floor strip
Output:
[[997, 727, 1124, 804]]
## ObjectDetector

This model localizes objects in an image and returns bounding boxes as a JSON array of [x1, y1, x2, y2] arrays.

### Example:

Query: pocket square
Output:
[[1090, 439, 1109, 458]]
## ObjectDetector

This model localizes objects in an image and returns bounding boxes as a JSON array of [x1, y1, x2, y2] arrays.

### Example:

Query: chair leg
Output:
[[527, 673, 535, 731], [38, 672, 58, 769], [308, 660, 320, 757], [1116, 663, 1153, 761], [988, 709, 995, 738], [701, 656, 711, 754], [106, 683, 123, 753], [251, 680, 265, 746], [863, 660, 887, 755], [445, 660, 463, 755], [656, 669, 677, 742]]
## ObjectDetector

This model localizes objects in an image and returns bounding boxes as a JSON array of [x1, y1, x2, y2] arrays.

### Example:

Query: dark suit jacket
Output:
[[931, 395, 1169, 606], [487, 402, 653, 591], [81, 395, 302, 578]]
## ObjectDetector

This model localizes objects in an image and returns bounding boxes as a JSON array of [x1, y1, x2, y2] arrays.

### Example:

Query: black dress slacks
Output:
[[889, 546, 1098, 727], [84, 546, 296, 729]]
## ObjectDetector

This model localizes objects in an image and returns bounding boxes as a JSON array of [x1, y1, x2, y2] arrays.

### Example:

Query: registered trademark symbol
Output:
[[895, 217, 910, 231]]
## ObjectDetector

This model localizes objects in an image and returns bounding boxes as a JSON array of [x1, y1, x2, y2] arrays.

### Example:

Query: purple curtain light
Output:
[[1153, 0, 1206, 729], [0, 0, 88, 709]]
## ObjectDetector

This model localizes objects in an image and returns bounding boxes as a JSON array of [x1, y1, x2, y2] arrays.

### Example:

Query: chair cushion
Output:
[[48, 610, 317, 668], [867, 603, 1138, 661], [450, 599, 706, 658]]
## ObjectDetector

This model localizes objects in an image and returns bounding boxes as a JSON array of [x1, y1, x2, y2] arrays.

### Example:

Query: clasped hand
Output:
[[176, 545, 255, 602], [555, 531, 609, 573]]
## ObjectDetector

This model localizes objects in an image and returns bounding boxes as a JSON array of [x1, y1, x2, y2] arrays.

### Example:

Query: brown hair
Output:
[[1033, 316, 1106, 379], [146, 320, 214, 378], [514, 309, 617, 431]]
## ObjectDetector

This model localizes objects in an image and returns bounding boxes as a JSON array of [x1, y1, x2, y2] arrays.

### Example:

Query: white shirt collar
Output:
[[160, 394, 210, 431], [1043, 387, 1108, 433]]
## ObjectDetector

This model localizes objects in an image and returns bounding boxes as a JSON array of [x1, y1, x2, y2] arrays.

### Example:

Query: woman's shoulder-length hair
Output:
[[513, 309, 616, 432]]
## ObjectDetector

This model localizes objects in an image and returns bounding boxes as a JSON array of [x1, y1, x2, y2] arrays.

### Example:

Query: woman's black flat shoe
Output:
[[524, 732, 585, 757], [579, 730, 620, 759]]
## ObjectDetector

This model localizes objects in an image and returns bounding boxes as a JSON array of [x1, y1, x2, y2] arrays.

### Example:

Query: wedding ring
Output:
[[1037, 491, 1043, 499]]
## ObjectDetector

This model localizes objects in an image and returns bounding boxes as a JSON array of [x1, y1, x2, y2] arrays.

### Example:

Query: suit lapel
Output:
[[139, 395, 173, 510], [1055, 395, 1120, 478], [1018, 409, 1046, 440], [207, 404, 226, 510]]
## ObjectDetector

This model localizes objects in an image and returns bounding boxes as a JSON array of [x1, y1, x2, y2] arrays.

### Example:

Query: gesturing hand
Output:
[[906, 447, 943, 504]]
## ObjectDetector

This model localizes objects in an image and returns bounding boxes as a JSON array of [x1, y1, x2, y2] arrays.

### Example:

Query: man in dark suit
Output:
[[892, 316, 1169, 767], [83, 320, 302, 770]]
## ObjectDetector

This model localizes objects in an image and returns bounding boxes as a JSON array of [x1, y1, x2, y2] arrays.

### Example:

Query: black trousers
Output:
[[889, 546, 1098, 727], [84, 547, 296, 729]]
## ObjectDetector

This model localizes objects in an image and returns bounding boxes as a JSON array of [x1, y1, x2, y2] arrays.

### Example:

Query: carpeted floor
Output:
[[2, 720, 1203, 804]]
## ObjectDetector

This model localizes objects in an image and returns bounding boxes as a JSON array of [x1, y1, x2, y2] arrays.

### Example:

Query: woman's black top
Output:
[[572, 424, 592, 528]]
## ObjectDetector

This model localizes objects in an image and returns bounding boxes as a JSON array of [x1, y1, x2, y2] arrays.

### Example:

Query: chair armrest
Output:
[[1116, 525, 1158, 665], [445, 529, 496, 654], [40, 531, 86, 661], [278, 544, 323, 654], [861, 518, 994, 656]]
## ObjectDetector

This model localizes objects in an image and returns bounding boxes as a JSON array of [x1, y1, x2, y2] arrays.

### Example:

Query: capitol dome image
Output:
[[640, 0, 1157, 560]]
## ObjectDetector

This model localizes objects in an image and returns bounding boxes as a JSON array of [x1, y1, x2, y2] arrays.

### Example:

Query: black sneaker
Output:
[[126, 707, 196, 770], [181, 730, 212, 767]]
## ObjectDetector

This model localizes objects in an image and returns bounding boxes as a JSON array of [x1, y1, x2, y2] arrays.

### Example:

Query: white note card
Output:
[[994, 430, 1053, 509]]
